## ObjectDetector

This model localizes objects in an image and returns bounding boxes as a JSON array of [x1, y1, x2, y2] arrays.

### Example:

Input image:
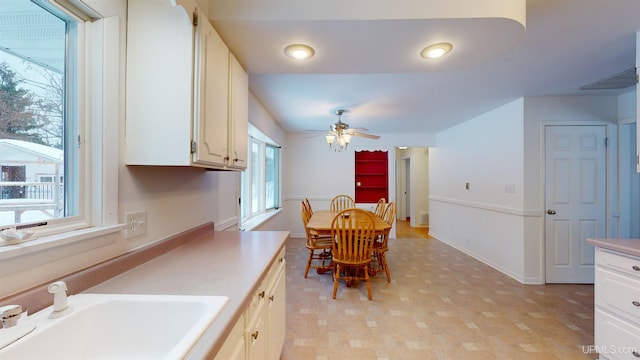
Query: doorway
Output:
[[544, 125, 606, 283], [404, 158, 410, 221], [395, 147, 429, 228]]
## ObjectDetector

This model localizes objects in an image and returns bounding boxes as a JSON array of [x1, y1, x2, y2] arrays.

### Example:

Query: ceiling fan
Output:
[[314, 110, 380, 151]]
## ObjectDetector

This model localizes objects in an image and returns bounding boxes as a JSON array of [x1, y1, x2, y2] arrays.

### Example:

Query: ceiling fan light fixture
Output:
[[284, 44, 315, 60], [325, 134, 335, 145], [322, 109, 379, 152], [420, 42, 453, 59]]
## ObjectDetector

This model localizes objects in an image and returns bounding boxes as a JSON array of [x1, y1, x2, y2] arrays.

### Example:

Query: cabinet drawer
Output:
[[595, 309, 640, 360], [597, 249, 640, 279], [264, 246, 286, 290], [596, 267, 640, 326], [246, 277, 267, 323], [246, 246, 286, 322]]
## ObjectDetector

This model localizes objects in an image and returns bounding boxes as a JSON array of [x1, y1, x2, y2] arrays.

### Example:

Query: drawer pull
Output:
[[279, 257, 284, 263], [633, 301, 640, 307], [269, 295, 275, 302], [259, 291, 265, 298], [633, 265, 640, 271], [251, 331, 259, 340]]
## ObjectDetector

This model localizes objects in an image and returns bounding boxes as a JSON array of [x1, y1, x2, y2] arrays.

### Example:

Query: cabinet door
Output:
[[213, 314, 245, 360], [267, 267, 286, 360], [192, 8, 229, 167], [246, 302, 267, 359], [125, 0, 194, 166], [227, 54, 248, 170]]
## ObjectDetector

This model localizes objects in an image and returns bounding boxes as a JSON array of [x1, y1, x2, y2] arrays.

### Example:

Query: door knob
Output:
[[547, 209, 557, 215]]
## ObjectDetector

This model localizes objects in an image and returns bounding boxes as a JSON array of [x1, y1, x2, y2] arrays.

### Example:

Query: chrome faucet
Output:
[[0, 304, 24, 328], [47, 281, 70, 317]]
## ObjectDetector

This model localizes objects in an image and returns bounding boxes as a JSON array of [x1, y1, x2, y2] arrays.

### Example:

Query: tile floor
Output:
[[281, 221, 596, 360]]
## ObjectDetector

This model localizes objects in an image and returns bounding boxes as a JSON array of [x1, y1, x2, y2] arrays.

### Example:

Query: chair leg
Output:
[[333, 264, 341, 299], [364, 265, 372, 300], [380, 252, 391, 282], [304, 249, 314, 278]]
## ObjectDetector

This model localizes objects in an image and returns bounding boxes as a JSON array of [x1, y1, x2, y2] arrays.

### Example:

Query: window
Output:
[[0, 0, 118, 245], [241, 124, 280, 223], [0, 0, 80, 231]]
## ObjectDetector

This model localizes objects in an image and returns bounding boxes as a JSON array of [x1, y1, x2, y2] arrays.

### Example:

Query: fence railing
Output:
[[0, 181, 63, 225]]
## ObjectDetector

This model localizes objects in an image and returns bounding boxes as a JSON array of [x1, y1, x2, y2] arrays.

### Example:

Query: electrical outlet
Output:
[[124, 211, 147, 239]]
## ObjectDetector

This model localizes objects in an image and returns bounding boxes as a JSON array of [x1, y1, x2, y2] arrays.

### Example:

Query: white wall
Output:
[[430, 94, 631, 284], [429, 98, 527, 281]]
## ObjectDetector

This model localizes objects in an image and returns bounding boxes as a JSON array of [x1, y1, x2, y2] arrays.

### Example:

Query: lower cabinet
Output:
[[215, 246, 286, 360], [593, 248, 640, 360], [213, 314, 246, 360], [267, 260, 286, 360]]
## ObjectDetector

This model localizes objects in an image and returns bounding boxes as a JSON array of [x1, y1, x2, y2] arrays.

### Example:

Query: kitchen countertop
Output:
[[587, 238, 640, 258], [86, 229, 289, 359]]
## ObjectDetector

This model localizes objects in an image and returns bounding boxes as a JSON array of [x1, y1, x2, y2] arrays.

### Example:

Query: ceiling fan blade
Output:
[[349, 127, 370, 132], [351, 132, 380, 139], [304, 133, 330, 139]]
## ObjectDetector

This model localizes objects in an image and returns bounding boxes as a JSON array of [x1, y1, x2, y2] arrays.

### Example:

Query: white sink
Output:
[[0, 293, 228, 359]]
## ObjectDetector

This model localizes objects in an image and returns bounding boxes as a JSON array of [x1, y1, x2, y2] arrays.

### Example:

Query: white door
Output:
[[405, 158, 411, 221], [544, 125, 606, 283]]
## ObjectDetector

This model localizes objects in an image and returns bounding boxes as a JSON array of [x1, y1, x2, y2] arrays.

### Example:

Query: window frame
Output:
[[0, 1, 120, 253], [241, 125, 281, 226]]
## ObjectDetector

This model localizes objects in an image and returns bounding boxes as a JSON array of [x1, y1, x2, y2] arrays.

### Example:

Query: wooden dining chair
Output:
[[300, 201, 333, 278], [330, 194, 355, 212], [331, 208, 377, 300], [373, 198, 386, 218], [302, 197, 313, 215], [373, 201, 396, 282]]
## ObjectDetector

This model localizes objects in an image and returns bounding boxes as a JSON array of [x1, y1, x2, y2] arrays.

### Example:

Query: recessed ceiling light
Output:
[[420, 42, 453, 59], [284, 44, 315, 60]]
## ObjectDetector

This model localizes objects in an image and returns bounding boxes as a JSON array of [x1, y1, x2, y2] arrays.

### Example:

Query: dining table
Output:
[[305, 209, 391, 275], [305, 209, 391, 236]]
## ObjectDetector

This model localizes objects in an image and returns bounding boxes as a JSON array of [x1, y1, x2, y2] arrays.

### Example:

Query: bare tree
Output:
[[0, 61, 63, 148], [24, 64, 64, 149]]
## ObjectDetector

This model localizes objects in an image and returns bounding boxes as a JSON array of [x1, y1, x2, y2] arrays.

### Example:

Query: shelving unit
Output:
[[355, 151, 388, 203]]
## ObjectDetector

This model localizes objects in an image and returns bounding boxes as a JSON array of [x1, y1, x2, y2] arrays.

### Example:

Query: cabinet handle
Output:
[[259, 291, 265, 298], [269, 295, 275, 302], [279, 257, 284, 263], [632, 265, 640, 271], [632, 301, 640, 307], [224, 156, 230, 161], [251, 331, 259, 340]]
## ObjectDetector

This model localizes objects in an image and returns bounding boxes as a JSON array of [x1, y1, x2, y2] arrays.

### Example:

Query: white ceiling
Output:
[[209, 0, 640, 136]]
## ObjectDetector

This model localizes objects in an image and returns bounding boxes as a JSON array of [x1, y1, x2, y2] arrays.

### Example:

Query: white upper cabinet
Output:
[[125, 0, 248, 171], [192, 6, 229, 167], [228, 53, 248, 170]]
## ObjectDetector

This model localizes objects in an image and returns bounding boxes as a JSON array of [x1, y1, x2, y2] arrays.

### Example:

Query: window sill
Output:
[[240, 208, 282, 231], [0, 224, 125, 261]]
